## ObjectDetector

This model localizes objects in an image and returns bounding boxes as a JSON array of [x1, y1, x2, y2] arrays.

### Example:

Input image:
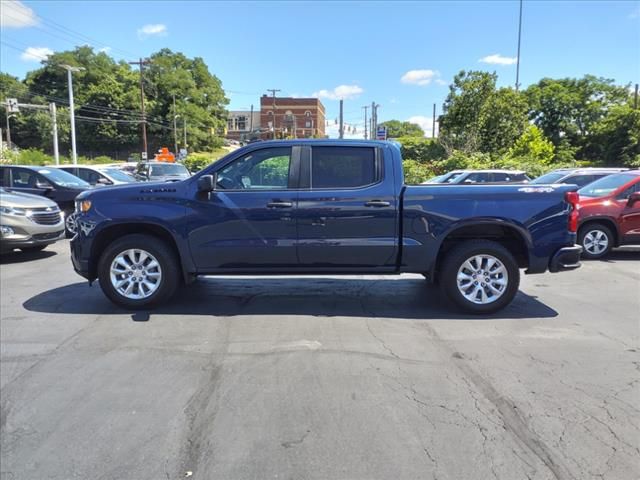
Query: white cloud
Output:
[[0, 0, 38, 28], [406, 115, 438, 138], [98, 46, 111, 53], [20, 46, 53, 62], [312, 84, 364, 100], [137, 23, 167, 39], [479, 53, 518, 65], [435, 78, 448, 86], [400, 69, 441, 86]]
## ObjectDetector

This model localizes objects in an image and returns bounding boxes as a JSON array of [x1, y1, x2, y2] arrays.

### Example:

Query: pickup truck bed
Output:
[[70, 140, 581, 313]]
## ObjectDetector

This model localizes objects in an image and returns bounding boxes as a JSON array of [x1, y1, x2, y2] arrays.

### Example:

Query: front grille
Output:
[[30, 208, 62, 225], [33, 231, 63, 240]]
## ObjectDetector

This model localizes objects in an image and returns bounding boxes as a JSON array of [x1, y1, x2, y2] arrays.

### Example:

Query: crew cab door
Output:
[[296, 145, 399, 269], [187, 146, 300, 270], [618, 180, 640, 243]]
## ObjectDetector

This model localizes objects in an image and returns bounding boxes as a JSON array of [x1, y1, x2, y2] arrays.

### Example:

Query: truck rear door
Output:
[[296, 145, 399, 269]]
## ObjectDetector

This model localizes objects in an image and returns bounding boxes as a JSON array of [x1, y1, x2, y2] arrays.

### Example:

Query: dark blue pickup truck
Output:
[[70, 140, 581, 313]]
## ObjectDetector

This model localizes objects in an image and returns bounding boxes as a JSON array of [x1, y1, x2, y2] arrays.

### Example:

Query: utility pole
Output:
[[362, 105, 369, 140], [371, 102, 375, 138], [183, 118, 187, 148], [5, 110, 11, 147], [249, 104, 254, 133], [432, 103, 436, 138], [634, 84, 638, 109], [339, 99, 344, 139], [267, 89, 281, 139], [61, 65, 84, 164], [515, 0, 523, 91], [50, 102, 59, 165], [172, 94, 178, 154], [129, 58, 150, 158]]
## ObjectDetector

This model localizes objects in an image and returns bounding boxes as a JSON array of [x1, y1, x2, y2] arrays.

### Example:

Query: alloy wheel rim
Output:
[[65, 213, 77, 234], [456, 254, 509, 305], [109, 249, 162, 300], [583, 230, 608, 255]]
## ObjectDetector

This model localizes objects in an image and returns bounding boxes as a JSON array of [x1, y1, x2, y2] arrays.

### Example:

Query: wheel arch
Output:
[[431, 220, 531, 280], [89, 222, 190, 283], [578, 217, 619, 247]]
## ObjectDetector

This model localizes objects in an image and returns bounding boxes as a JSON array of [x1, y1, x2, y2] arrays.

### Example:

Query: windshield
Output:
[[38, 168, 90, 188], [101, 168, 136, 182], [149, 163, 189, 177], [578, 173, 637, 198], [531, 172, 567, 184], [444, 172, 466, 184]]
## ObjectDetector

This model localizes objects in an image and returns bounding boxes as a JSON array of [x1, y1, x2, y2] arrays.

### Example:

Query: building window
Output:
[[305, 111, 311, 117], [227, 119, 233, 131], [237, 116, 246, 131], [305, 120, 312, 128]]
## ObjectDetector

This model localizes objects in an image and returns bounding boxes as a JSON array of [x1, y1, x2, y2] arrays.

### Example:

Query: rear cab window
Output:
[[310, 146, 378, 189]]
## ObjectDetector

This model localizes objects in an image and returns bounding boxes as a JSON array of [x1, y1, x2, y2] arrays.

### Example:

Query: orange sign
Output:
[[154, 147, 175, 163]]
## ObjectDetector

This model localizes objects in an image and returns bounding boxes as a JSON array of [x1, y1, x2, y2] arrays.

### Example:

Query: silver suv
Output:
[[0, 187, 65, 254]]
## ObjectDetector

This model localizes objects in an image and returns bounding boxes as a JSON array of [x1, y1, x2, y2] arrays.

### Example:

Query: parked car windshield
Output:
[[531, 172, 567, 184], [37, 168, 90, 188], [577, 173, 637, 198], [444, 172, 466, 183], [100, 168, 136, 182], [149, 163, 189, 176]]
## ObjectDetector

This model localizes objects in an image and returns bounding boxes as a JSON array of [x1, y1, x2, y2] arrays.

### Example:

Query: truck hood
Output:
[[0, 189, 59, 208]]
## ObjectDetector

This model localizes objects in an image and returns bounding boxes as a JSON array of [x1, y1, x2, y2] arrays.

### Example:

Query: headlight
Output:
[[77, 200, 92, 213], [0, 206, 27, 216]]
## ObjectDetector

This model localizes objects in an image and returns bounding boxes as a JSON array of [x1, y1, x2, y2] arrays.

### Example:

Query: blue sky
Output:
[[1, 0, 639, 137]]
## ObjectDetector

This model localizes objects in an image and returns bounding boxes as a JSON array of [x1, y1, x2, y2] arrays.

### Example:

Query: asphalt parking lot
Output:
[[1, 240, 638, 480]]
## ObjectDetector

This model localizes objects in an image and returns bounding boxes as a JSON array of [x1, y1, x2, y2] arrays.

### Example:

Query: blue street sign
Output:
[[376, 126, 387, 140]]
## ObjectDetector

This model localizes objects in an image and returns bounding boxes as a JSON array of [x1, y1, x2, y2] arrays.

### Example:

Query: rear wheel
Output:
[[439, 240, 520, 314], [578, 223, 613, 259], [97, 234, 179, 309]]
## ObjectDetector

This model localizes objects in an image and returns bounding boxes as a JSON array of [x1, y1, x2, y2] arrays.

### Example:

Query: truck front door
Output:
[[187, 146, 300, 270]]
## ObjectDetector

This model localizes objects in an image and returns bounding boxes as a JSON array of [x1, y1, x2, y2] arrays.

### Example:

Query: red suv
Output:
[[576, 171, 640, 258]]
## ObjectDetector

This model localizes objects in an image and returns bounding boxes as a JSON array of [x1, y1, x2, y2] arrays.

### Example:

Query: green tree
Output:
[[379, 120, 424, 138], [506, 125, 555, 164], [439, 70, 497, 153], [524, 75, 630, 160], [477, 87, 529, 154], [584, 104, 640, 167]]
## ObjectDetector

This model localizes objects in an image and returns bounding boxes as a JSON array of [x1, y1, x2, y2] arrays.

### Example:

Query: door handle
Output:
[[364, 200, 390, 207], [267, 201, 293, 209]]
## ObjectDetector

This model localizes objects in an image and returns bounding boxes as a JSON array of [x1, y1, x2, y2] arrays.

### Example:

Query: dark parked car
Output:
[[0, 165, 91, 236], [531, 168, 628, 188], [70, 140, 581, 314], [576, 171, 640, 258], [58, 165, 137, 186], [423, 169, 530, 185], [135, 162, 191, 182]]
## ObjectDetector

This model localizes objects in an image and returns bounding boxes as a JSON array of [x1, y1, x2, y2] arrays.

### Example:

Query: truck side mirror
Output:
[[627, 192, 640, 207], [197, 174, 216, 193]]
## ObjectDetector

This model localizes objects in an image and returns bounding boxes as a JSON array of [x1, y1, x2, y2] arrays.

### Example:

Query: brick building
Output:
[[259, 95, 326, 139]]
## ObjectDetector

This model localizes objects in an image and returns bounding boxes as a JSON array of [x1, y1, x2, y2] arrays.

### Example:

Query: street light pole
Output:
[[61, 65, 84, 165], [515, 0, 523, 91]]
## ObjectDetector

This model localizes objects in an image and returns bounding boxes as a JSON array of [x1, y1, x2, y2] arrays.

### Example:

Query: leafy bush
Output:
[[15, 148, 53, 165], [396, 137, 446, 163], [507, 125, 554, 164], [403, 160, 437, 184], [184, 150, 228, 172]]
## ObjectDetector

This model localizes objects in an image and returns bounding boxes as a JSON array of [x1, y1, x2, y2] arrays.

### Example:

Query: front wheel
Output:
[[97, 234, 179, 309], [439, 240, 520, 314], [65, 211, 77, 237]]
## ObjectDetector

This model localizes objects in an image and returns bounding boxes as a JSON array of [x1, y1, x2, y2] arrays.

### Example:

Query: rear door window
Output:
[[310, 146, 377, 189]]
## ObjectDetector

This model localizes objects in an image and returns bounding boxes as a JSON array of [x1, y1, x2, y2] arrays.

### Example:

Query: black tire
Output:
[[64, 210, 77, 238], [20, 245, 47, 253], [578, 223, 613, 259], [439, 240, 520, 314], [97, 234, 179, 309]]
